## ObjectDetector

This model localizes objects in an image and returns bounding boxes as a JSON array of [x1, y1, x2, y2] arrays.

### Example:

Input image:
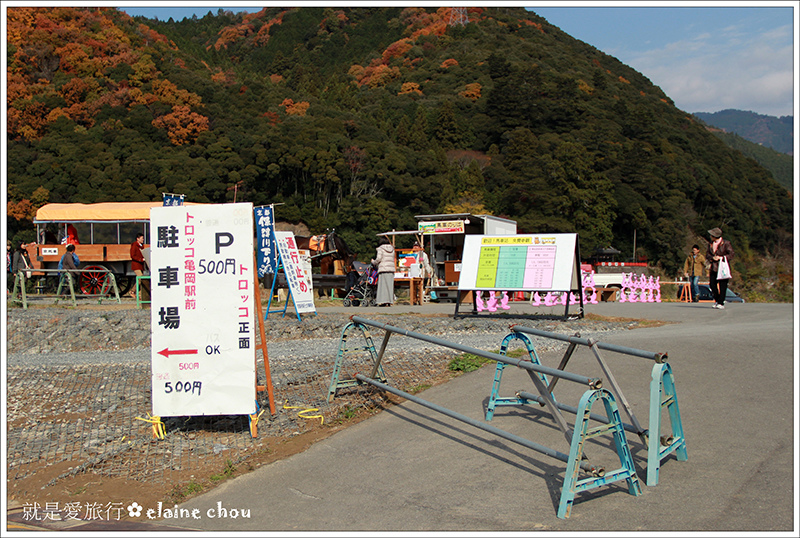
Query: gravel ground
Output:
[[6, 307, 637, 361], [6, 304, 640, 501]]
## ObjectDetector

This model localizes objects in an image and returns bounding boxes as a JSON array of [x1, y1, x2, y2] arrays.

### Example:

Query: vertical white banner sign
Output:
[[150, 203, 256, 417], [274, 231, 316, 314]]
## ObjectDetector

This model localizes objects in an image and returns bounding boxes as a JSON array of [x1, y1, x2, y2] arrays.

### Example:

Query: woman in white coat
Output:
[[371, 236, 396, 306]]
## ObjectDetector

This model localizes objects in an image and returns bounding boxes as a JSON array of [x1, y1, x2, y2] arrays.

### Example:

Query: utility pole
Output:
[[228, 180, 243, 203], [448, 7, 469, 26]]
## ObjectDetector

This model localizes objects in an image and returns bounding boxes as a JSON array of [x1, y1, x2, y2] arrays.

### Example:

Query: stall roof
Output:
[[414, 213, 517, 225], [34, 202, 200, 223], [375, 230, 420, 236]]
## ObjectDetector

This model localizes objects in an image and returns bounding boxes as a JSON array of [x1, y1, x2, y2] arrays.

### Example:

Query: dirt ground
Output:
[[6, 365, 451, 530], [8, 412, 357, 525], [7, 298, 653, 530]]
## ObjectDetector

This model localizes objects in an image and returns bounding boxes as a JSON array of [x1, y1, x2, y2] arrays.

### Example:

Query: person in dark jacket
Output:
[[11, 242, 32, 275], [57, 244, 80, 291], [706, 227, 734, 309], [59, 244, 79, 271], [11, 242, 34, 292]]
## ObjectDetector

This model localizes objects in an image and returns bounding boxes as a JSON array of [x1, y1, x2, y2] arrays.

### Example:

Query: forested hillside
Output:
[[701, 127, 793, 193], [5, 7, 793, 297], [693, 109, 793, 155]]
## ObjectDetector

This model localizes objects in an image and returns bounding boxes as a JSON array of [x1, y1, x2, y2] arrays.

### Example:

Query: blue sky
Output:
[[115, 3, 794, 118]]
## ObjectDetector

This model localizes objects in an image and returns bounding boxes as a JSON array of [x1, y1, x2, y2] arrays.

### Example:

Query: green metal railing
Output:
[[9, 268, 121, 309], [135, 275, 151, 308]]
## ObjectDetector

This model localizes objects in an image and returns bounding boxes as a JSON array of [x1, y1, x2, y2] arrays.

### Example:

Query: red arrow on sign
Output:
[[158, 348, 199, 358]]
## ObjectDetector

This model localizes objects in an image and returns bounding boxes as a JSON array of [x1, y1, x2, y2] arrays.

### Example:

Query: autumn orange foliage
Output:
[[459, 83, 481, 101], [280, 99, 310, 116], [349, 7, 484, 87], [252, 10, 292, 46], [7, 199, 35, 222], [382, 39, 413, 63], [151, 106, 210, 145], [520, 20, 545, 33], [398, 82, 423, 96], [261, 111, 282, 125], [349, 60, 401, 88], [211, 69, 236, 86], [213, 24, 255, 51], [151, 79, 203, 107], [6, 7, 201, 141]]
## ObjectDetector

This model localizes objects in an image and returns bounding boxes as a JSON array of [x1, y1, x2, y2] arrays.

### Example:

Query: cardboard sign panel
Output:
[[458, 234, 579, 292], [150, 203, 256, 417], [274, 231, 316, 314]]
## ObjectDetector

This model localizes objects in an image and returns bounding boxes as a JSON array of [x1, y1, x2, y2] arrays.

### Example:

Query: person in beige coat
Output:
[[371, 236, 396, 306], [682, 244, 706, 302]]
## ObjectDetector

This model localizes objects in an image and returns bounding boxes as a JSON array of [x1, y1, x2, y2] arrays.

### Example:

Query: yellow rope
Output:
[[297, 408, 324, 425], [249, 407, 266, 431], [282, 401, 324, 425], [135, 413, 166, 440]]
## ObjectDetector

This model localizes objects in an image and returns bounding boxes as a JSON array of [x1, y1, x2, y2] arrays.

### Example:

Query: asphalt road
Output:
[[157, 300, 796, 532]]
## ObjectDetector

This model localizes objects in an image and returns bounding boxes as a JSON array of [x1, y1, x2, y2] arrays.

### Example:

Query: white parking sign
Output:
[[149, 203, 256, 417]]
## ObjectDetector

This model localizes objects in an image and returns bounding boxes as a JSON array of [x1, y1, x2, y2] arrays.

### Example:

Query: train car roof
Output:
[[34, 202, 200, 223]]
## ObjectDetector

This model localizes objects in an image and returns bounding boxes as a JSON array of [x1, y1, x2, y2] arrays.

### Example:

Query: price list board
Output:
[[459, 234, 579, 292]]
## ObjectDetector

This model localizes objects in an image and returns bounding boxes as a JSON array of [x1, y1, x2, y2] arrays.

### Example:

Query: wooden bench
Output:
[[595, 287, 618, 302]]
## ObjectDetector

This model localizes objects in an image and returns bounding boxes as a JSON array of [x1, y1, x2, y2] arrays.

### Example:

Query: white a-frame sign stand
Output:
[[456, 233, 584, 320], [266, 230, 317, 321], [149, 202, 276, 439]]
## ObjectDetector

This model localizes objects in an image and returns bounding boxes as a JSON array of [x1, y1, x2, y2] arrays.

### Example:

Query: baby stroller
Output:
[[343, 261, 378, 307]]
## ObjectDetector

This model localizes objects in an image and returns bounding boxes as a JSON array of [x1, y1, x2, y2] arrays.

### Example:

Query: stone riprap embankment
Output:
[[6, 307, 637, 356], [6, 305, 641, 505]]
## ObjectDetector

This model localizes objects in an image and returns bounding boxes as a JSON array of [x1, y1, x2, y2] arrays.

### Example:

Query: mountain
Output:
[[703, 129, 793, 193], [693, 109, 793, 155], [5, 7, 793, 297]]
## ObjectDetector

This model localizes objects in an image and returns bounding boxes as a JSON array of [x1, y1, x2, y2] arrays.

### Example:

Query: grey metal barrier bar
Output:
[[511, 325, 668, 363], [350, 316, 602, 388], [517, 391, 639, 434], [354, 374, 603, 476]]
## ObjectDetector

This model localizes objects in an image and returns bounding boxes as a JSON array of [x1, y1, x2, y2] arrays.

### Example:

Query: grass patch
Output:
[[169, 480, 204, 502], [583, 312, 669, 328], [448, 353, 492, 373], [334, 405, 359, 423], [209, 459, 236, 482], [448, 347, 528, 373], [406, 383, 432, 394], [503, 347, 527, 359]]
